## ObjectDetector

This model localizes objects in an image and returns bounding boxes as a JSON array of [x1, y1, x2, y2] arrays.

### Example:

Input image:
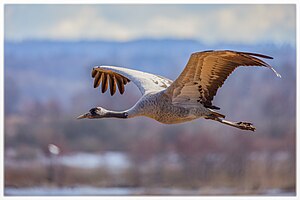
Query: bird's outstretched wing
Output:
[[92, 66, 173, 95], [165, 50, 281, 109]]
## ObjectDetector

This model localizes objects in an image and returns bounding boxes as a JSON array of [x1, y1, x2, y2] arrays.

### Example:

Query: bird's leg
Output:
[[206, 115, 256, 132], [219, 119, 256, 132]]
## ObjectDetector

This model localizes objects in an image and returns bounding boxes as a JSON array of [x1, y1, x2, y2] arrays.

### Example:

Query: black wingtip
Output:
[[242, 52, 273, 59]]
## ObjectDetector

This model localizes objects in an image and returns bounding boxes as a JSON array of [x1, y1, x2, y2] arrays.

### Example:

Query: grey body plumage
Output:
[[126, 91, 210, 124], [77, 50, 281, 132]]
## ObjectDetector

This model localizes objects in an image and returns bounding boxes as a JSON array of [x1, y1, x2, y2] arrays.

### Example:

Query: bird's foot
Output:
[[236, 122, 256, 132]]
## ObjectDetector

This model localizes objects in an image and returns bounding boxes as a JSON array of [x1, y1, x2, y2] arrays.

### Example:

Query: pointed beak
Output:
[[76, 112, 89, 119]]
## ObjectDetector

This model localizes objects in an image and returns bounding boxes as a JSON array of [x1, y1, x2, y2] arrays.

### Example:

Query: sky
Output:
[[4, 4, 296, 45]]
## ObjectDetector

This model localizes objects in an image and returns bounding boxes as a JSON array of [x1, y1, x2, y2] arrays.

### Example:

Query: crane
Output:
[[77, 50, 281, 131]]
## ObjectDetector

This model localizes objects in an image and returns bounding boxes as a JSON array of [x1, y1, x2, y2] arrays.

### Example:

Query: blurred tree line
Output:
[[5, 72, 295, 192]]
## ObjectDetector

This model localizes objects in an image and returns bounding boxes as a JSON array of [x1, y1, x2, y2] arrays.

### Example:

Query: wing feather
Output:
[[114, 74, 125, 94], [101, 73, 109, 93], [93, 71, 102, 88], [165, 50, 280, 108], [108, 74, 116, 95]]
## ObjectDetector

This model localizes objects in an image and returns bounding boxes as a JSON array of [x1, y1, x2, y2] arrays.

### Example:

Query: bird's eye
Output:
[[89, 108, 97, 114], [89, 107, 101, 115]]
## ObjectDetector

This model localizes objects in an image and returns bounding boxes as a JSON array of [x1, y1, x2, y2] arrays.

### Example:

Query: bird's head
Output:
[[77, 107, 128, 119], [77, 107, 107, 119]]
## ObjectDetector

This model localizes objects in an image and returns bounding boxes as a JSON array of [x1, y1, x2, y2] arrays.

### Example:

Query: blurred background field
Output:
[[4, 4, 296, 196]]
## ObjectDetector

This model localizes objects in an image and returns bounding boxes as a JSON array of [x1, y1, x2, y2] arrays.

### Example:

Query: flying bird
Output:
[[77, 50, 281, 131]]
